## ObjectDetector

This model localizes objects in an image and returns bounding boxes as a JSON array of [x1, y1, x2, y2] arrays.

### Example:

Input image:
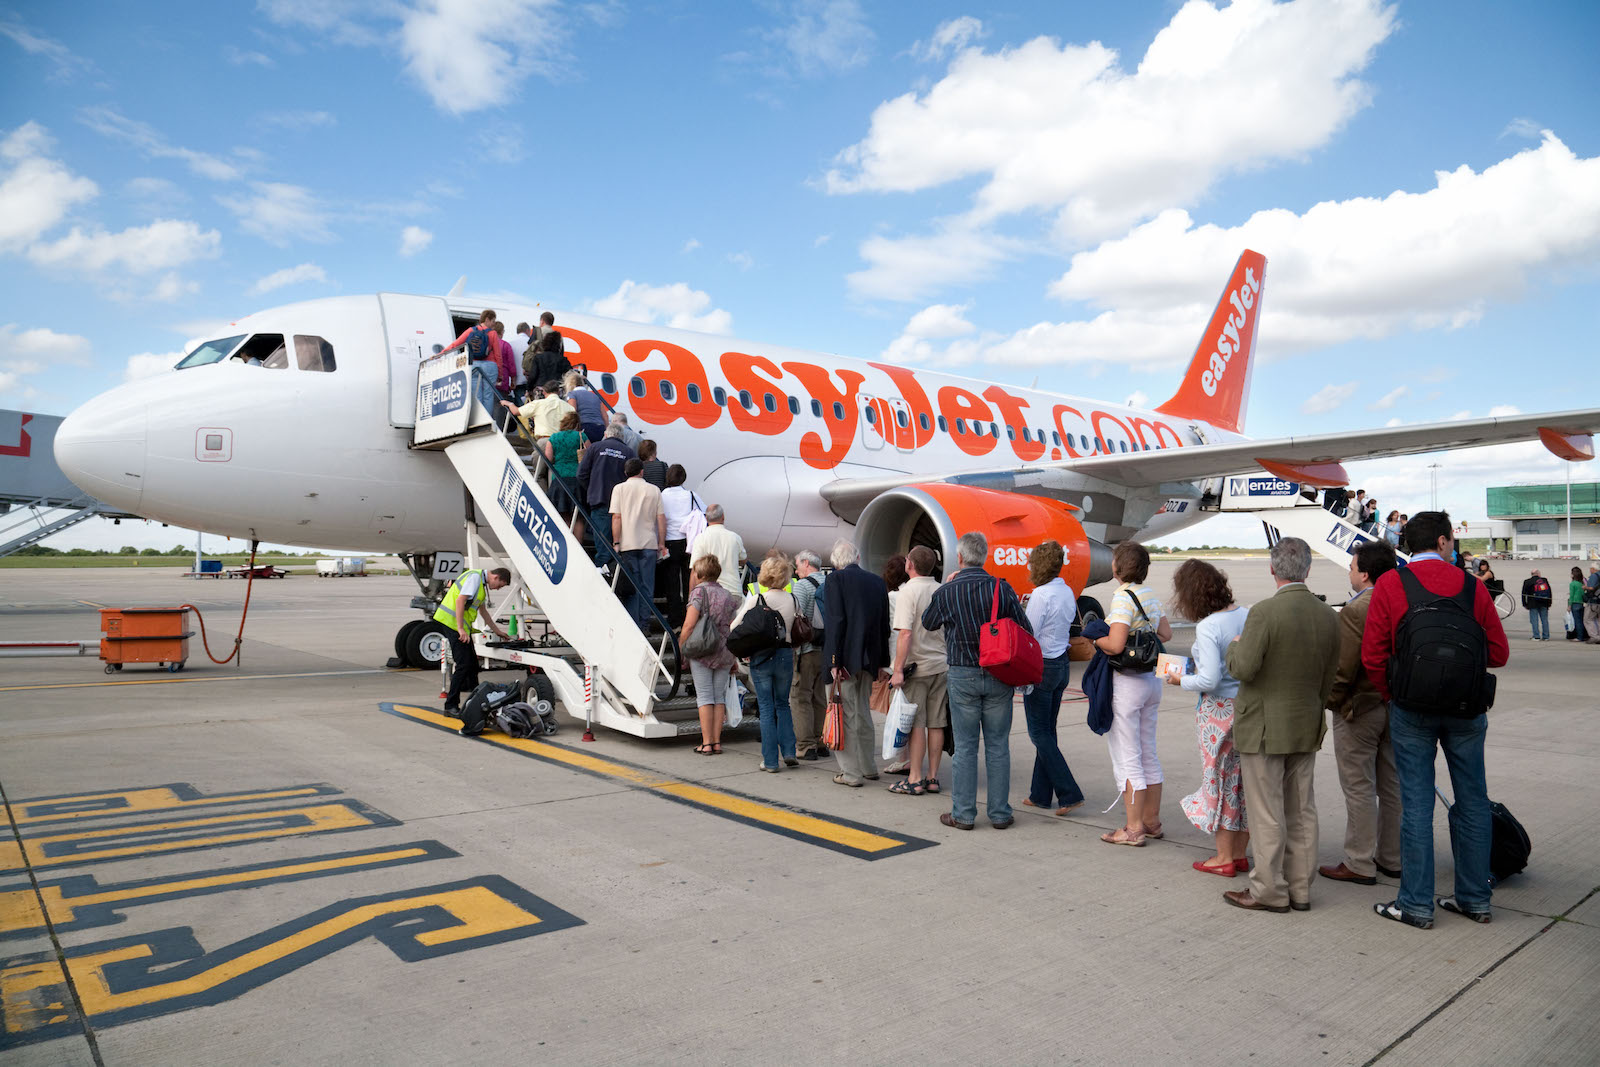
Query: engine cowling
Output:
[[855, 484, 1113, 592]]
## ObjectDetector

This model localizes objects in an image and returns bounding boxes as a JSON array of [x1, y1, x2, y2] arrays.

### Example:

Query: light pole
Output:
[[1566, 459, 1573, 558], [1428, 463, 1442, 511]]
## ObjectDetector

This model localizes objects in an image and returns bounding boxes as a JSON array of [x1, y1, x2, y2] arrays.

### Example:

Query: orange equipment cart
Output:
[[100, 607, 193, 674]]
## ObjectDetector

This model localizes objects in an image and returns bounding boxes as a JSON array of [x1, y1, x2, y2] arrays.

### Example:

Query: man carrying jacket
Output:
[[1363, 511, 1509, 930], [1520, 569, 1553, 641]]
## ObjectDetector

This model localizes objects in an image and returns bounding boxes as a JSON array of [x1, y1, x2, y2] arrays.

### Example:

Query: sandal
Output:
[[888, 779, 925, 796], [1373, 901, 1433, 929], [923, 777, 940, 794], [711, 743, 722, 754], [694, 744, 714, 754], [1437, 897, 1492, 924], [1100, 826, 1146, 847], [1142, 822, 1164, 839]]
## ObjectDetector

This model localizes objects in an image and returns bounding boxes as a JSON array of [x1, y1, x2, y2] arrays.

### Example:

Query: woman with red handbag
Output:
[[1092, 542, 1173, 846]]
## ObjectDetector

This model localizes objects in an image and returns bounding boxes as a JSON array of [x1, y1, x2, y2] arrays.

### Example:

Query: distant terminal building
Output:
[[1485, 481, 1600, 559]]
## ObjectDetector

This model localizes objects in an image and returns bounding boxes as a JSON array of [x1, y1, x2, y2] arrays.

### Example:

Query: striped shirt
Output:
[[921, 566, 1032, 669]]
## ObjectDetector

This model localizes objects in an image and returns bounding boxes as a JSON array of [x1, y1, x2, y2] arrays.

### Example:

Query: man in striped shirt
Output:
[[922, 531, 1033, 830]]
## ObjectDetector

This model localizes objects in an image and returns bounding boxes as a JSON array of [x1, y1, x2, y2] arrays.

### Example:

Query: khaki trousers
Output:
[[1330, 703, 1402, 877], [1241, 751, 1318, 908], [789, 648, 827, 755], [833, 673, 879, 784]]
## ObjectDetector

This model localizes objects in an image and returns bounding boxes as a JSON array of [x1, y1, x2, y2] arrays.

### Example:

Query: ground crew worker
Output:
[[436, 566, 512, 720]]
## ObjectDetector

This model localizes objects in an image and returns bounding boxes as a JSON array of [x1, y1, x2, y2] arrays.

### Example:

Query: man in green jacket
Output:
[[1223, 536, 1341, 914]]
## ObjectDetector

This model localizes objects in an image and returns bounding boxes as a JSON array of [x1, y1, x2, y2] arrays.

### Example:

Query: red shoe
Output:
[[1193, 859, 1237, 877], [1235, 857, 1251, 873]]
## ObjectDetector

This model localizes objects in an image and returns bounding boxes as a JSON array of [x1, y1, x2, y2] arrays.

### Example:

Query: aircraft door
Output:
[[379, 293, 456, 427]]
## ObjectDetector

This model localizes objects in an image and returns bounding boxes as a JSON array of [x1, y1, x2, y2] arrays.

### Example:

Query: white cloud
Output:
[[1302, 381, 1359, 415], [909, 16, 985, 62], [727, 251, 754, 271], [881, 302, 975, 364], [0, 123, 98, 251], [225, 45, 275, 67], [1125, 390, 1150, 409], [27, 219, 221, 274], [848, 220, 1025, 301], [265, 0, 566, 115], [0, 15, 93, 80], [399, 225, 433, 257], [829, 0, 1396, 300], [1502, 117, 1542, 141], [1369, 384, 1408, 410], [1487, 404, 1522, 418], [980, 133, 1600, 370], [125, 176, 187, 212], [587, 281, 734, 335], [219, 182, 333, 245], [78, 106, 243, 181], [124, 351, 185, 381], [150, 272, 198, 302], [258, 109, 336, 130], [813, 233, 832, 247], [774, 0, 874, 76], [0, 323, 91, 396], [251, 262, 328, 294], [681, 238, 701, 253]]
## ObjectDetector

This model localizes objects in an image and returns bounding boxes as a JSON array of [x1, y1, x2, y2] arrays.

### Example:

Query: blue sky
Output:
[[2, 0, 1597, 550]]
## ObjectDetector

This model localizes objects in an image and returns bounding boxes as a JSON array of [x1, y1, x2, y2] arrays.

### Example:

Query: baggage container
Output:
[[100, 607, 193, 673]]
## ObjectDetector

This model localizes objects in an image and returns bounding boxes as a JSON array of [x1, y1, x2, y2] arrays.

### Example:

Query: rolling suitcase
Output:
[[1435, 786, 1531, 885]]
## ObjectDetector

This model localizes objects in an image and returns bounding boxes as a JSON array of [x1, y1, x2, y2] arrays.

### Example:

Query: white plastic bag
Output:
[[882, 688, 917, 762], [724, 675, 744, 728]]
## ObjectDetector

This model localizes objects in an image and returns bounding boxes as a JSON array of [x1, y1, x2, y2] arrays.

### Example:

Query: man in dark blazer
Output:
[[823, 538, 891, 787], [1224, 536, 1341, 913]]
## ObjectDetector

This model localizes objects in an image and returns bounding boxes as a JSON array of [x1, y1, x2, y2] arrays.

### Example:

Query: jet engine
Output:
[[854, 484, 1114, 591]]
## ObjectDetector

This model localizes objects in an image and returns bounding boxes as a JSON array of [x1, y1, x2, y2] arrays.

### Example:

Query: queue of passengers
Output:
[[673, 513, 1508, 932]]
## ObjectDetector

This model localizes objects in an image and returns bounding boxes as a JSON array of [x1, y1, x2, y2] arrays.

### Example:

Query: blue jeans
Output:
[[470, 361, 500, 414], [589, 507, 613, 568], [946, 664, 1014, 825], [618, 549, 655, 631], [1023, 653, 1083, 808], [1529, 605, 1549, 640], [751, 648, 797, 768], [1389, 704, 1492, 917]]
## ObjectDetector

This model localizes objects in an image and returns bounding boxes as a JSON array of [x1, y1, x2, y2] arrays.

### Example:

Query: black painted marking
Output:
[[10, 782, 343, 825]]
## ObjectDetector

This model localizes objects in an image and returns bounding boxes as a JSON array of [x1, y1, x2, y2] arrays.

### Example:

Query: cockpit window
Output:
[[175, 334, 246, 369], [223, 333, 289, 368], [294, 335, 336, 372]]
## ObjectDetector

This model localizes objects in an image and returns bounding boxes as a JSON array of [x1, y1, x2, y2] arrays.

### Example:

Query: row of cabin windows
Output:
[[175, 333, 337, 373], [599, 371, 1169, 454]]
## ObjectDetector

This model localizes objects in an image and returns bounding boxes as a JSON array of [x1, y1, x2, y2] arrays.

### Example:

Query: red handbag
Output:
[[978, 577, 1043, 686]]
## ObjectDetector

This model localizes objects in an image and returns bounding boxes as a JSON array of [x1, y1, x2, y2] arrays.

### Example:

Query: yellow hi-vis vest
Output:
[[746, 579, 795, 596], [434, 569, 487, 630]]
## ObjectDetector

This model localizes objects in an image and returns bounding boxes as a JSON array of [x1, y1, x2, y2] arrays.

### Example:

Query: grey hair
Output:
[[1270, 536, 1312, 583], [956, 531, 988, 568], [795, 549, 821, 570], [705, 503, 725, 523], [830, 538, 860, 568], [611, 412, 630, 425], [603, 422, 623, 438]]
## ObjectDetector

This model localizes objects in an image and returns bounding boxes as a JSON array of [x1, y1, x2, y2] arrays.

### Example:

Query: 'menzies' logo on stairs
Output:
[[495, 460, 568, 584]]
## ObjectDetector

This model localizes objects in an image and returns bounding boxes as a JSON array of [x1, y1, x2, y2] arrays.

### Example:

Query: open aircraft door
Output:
[[379, 293, 456, 428]]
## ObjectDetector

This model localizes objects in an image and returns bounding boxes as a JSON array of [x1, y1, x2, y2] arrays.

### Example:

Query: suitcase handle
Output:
[[1434, 786, 1453, 811]]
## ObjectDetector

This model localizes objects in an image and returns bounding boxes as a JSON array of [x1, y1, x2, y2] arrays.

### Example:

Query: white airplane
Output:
[[53, 250, 1599, 664]]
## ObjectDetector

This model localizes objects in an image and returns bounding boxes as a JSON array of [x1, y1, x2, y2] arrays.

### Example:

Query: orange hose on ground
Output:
[[183, 541, 259, 665]]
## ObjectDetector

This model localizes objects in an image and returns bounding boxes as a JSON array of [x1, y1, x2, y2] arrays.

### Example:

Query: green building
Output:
[[1485, 481, 1600, 559]]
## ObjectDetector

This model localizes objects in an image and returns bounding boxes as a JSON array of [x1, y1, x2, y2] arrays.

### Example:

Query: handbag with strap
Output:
[[680, 594, 723, 660], [822, 682, 846, 750], [978, 577, 1043, 687], [726, 592, 787, 658], [1108, 589, 1162, 673]]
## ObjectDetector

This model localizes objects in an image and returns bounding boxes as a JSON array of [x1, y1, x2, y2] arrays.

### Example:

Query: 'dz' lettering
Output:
[[1200, 266, 1262, 397]]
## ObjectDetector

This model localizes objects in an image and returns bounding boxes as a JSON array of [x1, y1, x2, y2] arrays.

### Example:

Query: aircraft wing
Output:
[[819, 407, 1600, 514]]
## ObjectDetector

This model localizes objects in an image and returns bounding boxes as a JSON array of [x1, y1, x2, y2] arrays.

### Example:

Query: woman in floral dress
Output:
[[1168, 560, 1251, 877]]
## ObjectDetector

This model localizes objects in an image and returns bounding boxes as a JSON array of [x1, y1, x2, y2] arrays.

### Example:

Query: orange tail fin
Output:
[[1154, 249, 1266, 435]]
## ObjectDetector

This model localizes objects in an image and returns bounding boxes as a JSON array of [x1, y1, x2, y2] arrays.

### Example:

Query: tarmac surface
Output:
[[1, 558, 1596, 1066]]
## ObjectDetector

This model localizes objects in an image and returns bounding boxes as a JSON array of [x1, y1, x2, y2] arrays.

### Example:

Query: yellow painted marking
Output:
[[0, 668, 388, 693], [77, 599, 108, 609], [13, 785, 329, 825], [0, 955, 76, 1035], [0, 846, 435, 934], [389, 704, 908, 853], [0, 803, 380, 872], [54, 886, 540, 1012]]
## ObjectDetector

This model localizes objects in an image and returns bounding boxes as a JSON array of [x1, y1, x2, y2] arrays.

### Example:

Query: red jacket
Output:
[[1361, 558, 1509, 701]]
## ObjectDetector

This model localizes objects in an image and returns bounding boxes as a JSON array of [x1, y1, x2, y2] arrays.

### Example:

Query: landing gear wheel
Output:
[[405, 620, 451, 670], [394, 619, 422, 664], [1072, 595, 1105, 638]]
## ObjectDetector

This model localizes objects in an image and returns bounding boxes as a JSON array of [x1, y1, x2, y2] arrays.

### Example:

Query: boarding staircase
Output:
[[411, 352, 702, 738], [0, 494, 106, 558], [1209, 475, 1409, 569]]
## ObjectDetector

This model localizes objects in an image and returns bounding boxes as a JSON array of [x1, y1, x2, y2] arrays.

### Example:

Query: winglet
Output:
[[1154, 250, 1266, 435]]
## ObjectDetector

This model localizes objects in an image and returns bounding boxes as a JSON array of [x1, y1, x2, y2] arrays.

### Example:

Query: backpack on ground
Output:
[[1389, 569, 1495, 718], [1437, 787, 1531, 884], [458, 680, 522, 735], [726, 593, 787, 659]]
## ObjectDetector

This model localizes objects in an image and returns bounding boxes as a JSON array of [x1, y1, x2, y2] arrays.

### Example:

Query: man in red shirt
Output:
[[436, 309, 502, 415], [1362, 511, 1508, 930]]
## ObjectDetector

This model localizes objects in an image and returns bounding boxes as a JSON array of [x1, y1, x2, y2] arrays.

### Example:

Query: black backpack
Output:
[[1388, 568, 1495, 718], [726, 593, 787, 659], [458, 680, 521, 735]]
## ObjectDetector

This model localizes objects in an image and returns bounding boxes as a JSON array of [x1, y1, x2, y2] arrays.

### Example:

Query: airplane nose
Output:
[[54, 393, 147, 512]]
